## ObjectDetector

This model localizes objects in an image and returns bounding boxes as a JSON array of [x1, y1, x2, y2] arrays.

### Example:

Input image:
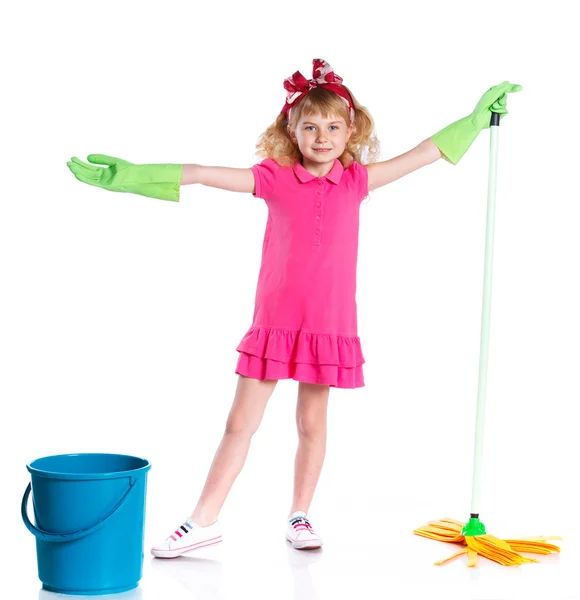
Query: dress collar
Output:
[[292, 158, 344, 185]]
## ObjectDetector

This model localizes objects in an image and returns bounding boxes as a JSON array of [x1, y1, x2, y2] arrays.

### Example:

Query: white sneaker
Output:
[[286, 511, 323, 550], [151, 517, 223, 558]]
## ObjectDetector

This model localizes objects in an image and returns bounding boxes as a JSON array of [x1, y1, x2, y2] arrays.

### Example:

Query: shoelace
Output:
[[168, 519, 194, 542], [290, 516, 314, 533]]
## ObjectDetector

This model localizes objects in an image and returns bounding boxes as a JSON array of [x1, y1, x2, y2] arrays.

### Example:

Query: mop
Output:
[[413, 110, 562, 567]]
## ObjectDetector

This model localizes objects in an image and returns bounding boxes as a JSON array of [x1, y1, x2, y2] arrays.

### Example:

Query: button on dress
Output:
[[235, 157, 368, 388]]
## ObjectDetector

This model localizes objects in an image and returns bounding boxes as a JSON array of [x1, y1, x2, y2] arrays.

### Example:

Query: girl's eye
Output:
[[305, 126, 339, 131]]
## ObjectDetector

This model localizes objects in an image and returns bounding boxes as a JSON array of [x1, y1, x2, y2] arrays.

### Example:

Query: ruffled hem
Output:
[[236, 327, 365, 368], [235, 352, 364, 389]]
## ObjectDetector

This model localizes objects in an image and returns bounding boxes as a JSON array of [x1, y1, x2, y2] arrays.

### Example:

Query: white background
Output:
[[1, 1, 579, 598]]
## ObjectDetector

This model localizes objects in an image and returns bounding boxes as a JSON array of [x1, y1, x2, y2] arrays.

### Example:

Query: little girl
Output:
[[67, 59, 521, 556]]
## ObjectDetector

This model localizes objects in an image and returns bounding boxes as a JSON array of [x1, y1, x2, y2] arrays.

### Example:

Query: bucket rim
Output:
[[26, 453, 151, 480]]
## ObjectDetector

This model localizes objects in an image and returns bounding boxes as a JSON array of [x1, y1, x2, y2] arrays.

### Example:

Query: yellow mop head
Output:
[[413, 517, 561, 567]]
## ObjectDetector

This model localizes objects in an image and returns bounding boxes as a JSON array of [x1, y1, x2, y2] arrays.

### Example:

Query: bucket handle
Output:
[[21, 478, 138, 543]]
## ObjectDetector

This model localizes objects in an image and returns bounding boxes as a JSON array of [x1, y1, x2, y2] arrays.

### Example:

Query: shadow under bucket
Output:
[[22, 453, 151, 596]]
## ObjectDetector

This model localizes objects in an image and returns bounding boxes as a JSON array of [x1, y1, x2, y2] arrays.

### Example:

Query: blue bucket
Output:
[[22, 453, 151, 596]]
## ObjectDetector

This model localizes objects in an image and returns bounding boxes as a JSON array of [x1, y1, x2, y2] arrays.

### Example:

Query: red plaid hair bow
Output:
[[281, 58, 355, 123]]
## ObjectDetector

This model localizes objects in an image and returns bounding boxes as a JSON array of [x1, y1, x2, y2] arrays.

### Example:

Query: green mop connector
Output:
[[462, 517, 487, 537]]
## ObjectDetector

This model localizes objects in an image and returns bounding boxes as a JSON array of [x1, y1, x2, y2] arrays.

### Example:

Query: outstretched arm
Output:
[[67, 154, 256, 201], [366, 81, 522, 193], [366, 139, 441, 192]]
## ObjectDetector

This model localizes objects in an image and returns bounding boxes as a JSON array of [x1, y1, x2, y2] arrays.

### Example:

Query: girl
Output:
[[67, 59, 521, 556]]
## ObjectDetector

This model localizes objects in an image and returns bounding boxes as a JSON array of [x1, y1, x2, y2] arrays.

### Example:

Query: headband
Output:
[[280, 58, 355, 124]]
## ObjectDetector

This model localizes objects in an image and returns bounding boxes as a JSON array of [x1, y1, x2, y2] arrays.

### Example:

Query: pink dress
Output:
[[235, 157, 368, 388]]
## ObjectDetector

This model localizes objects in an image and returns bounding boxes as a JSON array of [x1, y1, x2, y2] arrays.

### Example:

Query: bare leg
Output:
[[289, 382, 330, 516], [191, 374, 277, 526]]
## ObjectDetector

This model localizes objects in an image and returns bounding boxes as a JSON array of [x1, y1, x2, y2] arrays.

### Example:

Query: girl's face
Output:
[[289, 114, 353, 166]]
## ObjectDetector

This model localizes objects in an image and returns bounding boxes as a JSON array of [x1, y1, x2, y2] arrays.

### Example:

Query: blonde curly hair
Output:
[[254, 85, 381, 170]]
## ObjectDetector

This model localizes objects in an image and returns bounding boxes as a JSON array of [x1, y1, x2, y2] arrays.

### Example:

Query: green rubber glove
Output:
[[431, 81, 523, 165], [66, 154, 183, 202]]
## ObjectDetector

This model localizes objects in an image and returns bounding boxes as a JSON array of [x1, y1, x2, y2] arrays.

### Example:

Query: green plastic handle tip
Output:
[[462, 517, 487, 537]]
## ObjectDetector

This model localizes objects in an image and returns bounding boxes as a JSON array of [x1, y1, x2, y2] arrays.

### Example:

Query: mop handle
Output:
[[470, 111, 501, 517]]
